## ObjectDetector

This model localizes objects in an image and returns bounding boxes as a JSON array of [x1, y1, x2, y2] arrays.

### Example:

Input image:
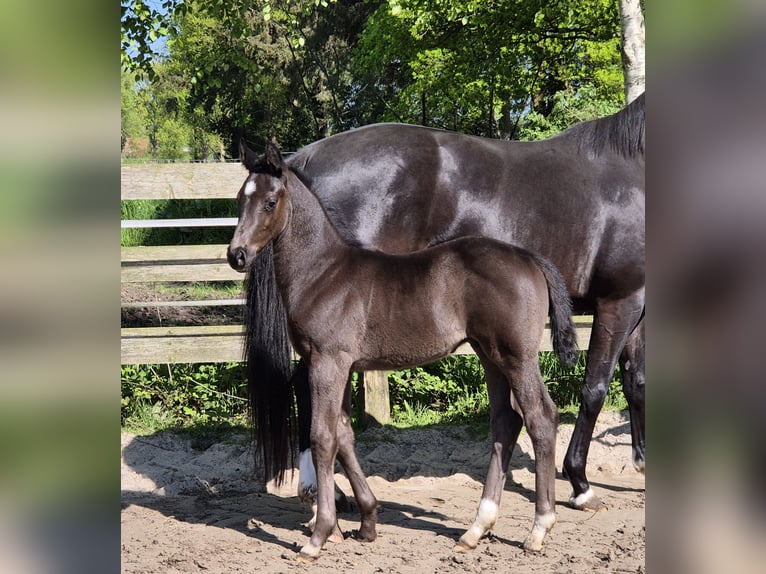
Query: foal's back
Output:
[[324, 237, 550, 372]]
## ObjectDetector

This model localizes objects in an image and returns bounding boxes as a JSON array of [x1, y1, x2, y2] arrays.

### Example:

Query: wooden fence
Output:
[[121, 162, 593, 424]]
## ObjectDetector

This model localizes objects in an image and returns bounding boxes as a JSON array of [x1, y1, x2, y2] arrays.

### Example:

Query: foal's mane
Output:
[[561, 92, 645, 159]]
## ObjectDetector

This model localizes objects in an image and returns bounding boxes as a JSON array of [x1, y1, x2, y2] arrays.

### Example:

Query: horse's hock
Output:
[[120, 162, 592, 420]]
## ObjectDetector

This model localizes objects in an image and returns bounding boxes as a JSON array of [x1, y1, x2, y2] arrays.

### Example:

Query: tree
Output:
[[121, 69, 149, 150], [350, 0, 624, 138], [122, 0, 632, 147], [618, 0, 645, 102]]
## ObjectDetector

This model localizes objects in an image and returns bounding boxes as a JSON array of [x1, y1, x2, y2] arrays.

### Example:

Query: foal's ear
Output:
[[239, 138, 260, 172], [263, 141, 284, 176]]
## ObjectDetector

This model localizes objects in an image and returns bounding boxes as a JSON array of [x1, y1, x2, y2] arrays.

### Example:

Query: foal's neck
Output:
[[271, 170, 351, 295]]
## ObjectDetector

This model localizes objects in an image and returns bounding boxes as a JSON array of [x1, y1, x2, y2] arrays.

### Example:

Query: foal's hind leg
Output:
[[455, 354, 524, 551], [507, 358, 559, 552]]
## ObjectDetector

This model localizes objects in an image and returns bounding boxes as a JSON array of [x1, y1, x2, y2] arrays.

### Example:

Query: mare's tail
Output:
[[535, 256, 579, 368], [243, 244, 295, 485]]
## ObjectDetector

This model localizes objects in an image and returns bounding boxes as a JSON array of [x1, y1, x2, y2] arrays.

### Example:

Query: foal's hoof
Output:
[[328, 525, 344, 544], [452, 538, 477, 553], [523, 512, 556, 553], [295, 553, 317, 564], [296, 544, 321, 563], [569, 488, 607, 512], [522, 537, 544, 553]]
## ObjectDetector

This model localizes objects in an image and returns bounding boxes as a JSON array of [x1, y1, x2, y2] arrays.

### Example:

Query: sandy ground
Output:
[[121, 410, 644, 573]]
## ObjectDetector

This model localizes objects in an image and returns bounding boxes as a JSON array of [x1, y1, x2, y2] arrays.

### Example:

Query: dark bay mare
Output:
[[243, 93, 645, 514], [228, 141, 579, 560]]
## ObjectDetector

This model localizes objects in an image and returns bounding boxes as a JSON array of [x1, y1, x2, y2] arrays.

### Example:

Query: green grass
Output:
[[381, 352, 626, 430], [121, 199, 168, 247], [121, 199, 237, 247], [120, 353, 627, 436], [121, 362, 249, 435], [153, 281, 244, 300]]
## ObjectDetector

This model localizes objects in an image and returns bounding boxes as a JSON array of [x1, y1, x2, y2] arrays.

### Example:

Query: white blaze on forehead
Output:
[[244, 177, 257, 197]]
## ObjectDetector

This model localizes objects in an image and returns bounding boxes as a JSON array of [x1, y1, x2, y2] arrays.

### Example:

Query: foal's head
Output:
[[227, 141, 290, 272]]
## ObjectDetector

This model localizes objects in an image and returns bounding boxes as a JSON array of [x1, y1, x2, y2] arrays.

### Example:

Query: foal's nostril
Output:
[[227, 246, 248, 271]]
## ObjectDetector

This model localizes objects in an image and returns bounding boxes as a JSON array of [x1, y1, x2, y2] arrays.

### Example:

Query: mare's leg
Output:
[[335, 380, 378, 542], [455, 353, 524, 551], [298, 357, 349, 562], [564, 291, 644, 511], [508, 356, 559, 552], [620, 317, 645, 473], [294, 359, 350, 532]]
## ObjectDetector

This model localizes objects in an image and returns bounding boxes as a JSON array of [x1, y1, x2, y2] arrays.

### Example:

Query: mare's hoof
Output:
[[569, 488, 607, 512], [328, 531, 344, 544]]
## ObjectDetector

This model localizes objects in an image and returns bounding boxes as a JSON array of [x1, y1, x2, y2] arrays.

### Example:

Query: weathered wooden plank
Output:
[[121, 245, 244, 282], [122, 299, 245, 308], [121, 325, 245, 364], [121, 262, 243, 283], [121, 163, 246, 200], [121, 244, 230, 263], [120, 326, 302, 365], [121, 218, 237, 229], [120, 319, 593, 365], [122, 325, 244, 338]]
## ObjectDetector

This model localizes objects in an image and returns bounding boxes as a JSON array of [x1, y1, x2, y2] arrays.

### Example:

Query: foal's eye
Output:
[[264, 198, 277, 212]]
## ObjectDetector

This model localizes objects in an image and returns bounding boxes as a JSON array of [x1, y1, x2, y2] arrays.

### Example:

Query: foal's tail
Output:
[[535, 256, 579, 368]]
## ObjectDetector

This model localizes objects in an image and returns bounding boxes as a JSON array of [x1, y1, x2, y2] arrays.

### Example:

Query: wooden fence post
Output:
[[360, 370, 390, 427]]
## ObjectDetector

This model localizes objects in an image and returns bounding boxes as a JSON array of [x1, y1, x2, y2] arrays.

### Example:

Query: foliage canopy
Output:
[[121, 0, 628, 156]]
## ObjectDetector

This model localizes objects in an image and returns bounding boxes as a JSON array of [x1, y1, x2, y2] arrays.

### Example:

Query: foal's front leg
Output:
[[336, 403, 378, 541], [297, 358, 348, 562]]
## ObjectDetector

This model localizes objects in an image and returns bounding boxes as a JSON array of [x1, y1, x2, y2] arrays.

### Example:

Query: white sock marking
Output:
[[298, 449, 316, 497], [569, 487, 596, 508]]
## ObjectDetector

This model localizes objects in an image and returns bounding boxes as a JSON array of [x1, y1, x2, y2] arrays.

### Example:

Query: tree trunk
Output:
[[487, 76, 495, 138], [619, 0, 645, 103]]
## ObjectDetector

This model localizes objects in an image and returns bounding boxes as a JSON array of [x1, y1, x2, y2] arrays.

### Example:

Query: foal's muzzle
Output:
[[227, 245, 249, 272]]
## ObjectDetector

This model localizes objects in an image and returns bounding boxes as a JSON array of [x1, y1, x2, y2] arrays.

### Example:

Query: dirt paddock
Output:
[[121, 410, 644, 573]]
